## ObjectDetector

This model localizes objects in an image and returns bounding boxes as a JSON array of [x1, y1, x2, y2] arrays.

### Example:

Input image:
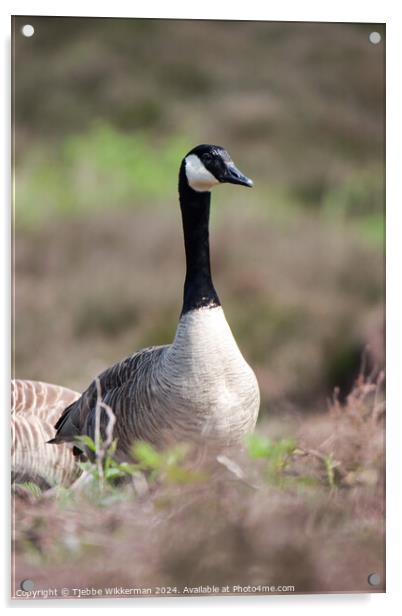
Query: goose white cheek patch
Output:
[[185, 154, 220, 192]]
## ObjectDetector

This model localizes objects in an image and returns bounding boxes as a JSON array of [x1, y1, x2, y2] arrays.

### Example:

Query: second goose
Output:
[[50, 144, 260, 459]]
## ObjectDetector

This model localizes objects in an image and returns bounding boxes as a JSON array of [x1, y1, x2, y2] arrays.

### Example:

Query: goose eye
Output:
[[202, 153, 212, 164]]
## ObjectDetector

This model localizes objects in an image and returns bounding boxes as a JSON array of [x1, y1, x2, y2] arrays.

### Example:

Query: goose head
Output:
[[181, 144, 253, 193]]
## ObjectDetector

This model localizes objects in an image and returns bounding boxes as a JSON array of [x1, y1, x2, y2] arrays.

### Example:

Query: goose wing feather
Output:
[[50, 345, 168, 457], [11, 379, 81, 487]]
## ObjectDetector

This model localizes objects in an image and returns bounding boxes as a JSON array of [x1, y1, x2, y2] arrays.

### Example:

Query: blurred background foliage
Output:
[[13, 17, 385, 416]]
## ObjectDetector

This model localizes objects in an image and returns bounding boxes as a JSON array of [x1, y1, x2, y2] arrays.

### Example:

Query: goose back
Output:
[[50, 346, 170, 459], [12, 380, 81, 488]]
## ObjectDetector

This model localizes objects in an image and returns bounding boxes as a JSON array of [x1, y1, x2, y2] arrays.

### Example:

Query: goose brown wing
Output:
[[49, 346, 167, 453], [11, 379, 80, 487]]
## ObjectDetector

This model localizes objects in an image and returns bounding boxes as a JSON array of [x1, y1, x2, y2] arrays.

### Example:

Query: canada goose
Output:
[[12, 380, 80, 488], [49, 145, 260, 460]]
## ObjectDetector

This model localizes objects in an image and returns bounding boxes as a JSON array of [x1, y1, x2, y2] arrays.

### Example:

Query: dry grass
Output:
[[12, 373, 385, 598], [12, 207, 385, 599]]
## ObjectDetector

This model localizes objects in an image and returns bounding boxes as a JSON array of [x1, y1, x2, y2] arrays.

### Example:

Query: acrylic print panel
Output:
[[11, 16, 385, 600]]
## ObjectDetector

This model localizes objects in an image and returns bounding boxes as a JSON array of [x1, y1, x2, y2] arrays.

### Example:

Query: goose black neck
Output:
[[179, 168, 221, 316]]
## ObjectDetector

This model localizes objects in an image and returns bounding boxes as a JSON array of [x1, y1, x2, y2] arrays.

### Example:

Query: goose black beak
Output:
[[221, 162, 253, 188]]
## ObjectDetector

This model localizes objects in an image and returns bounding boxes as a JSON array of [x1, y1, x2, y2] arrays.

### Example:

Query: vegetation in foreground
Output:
[[13, 373, 385, 598]]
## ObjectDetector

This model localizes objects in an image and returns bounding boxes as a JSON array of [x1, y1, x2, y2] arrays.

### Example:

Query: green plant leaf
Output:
[[132, 441, 162, 468], [245, 433, 274, 459], [14, 481, 42, 498], [76, 435, 97, 453]]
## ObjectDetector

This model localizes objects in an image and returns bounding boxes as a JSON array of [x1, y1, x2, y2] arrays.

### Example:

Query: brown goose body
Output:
[[50, 308, 260, 461], [12, 379, 81, 488]]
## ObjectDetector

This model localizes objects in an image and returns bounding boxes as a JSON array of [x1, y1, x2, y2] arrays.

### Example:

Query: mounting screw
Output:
[[20, 579, 35, 591], [21, 24, 35, 38], [369, 32, 381, 45], [368, 573, 381, 587]]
